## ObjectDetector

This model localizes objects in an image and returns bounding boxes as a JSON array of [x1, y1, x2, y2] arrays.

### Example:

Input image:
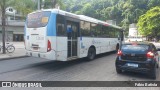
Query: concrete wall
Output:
[[128, 23, 138, 37], [0, 21, 24, 42], [0, 31, 13, 42]]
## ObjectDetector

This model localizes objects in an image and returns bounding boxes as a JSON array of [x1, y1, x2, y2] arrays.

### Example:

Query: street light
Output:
[[41, 0, 45, 9], [37, 0, 45, 10], [38, 0, 41, 10]]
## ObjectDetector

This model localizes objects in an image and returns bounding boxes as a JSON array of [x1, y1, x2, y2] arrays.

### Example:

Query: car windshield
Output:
[[122, 44, 149, 53]]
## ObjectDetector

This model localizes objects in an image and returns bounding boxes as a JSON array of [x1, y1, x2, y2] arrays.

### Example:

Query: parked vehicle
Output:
[[115, 42, 160, 79], [24, 9, 124, 61]]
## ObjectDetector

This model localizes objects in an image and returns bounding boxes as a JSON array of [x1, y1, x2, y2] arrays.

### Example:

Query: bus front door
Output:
[[67, 21, 79, 58]]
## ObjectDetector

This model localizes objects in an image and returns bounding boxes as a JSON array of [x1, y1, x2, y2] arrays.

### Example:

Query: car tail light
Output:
[[47, 40, 51, 52], [117, 50, 123, 56], [147, 51, 154, 58]]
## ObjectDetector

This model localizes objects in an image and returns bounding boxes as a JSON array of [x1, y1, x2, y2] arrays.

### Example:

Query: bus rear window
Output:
[[27, 11, 51, 28]]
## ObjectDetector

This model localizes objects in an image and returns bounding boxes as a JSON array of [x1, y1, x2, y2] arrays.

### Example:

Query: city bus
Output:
[[24, 9, 124, 61]]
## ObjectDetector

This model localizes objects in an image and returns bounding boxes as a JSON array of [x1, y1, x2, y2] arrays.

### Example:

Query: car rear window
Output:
[[122, 44, 149, 53]]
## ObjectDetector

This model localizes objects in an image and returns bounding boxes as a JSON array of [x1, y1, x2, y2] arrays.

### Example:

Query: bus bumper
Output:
[[26, 50, 56, 60]]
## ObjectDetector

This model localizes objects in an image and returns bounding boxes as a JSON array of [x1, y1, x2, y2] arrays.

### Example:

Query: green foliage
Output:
[[13, 0, 36, 17], [43, 0, 65, 10], [0, 0, 15, 10], [0, 0, 36, 18], [0, 0, 66, 18], [64, 0, 160, 31], [137, 6, 160, 37]]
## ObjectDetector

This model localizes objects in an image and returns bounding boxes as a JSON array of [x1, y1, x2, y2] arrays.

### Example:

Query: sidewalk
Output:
[[0, 42, 27, 60]]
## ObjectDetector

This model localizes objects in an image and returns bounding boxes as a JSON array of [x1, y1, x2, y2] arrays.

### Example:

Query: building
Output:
[[126, 23, 146, 42], [128, 23, 140, 37], [0, 7, 25, 42]]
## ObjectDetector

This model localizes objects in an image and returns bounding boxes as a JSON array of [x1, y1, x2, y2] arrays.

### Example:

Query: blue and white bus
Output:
[[24, 9, 124, 61]]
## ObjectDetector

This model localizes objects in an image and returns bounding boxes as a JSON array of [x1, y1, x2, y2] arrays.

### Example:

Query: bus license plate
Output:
[[127, 63, 138, 67], [33, 47, 38, 50]]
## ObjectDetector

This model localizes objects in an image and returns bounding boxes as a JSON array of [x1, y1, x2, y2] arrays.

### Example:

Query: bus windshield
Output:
[[27, 11, 51, 28]]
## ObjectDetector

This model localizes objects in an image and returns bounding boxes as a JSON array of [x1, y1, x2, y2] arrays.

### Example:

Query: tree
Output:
[[137, 6, 160, 40], [63, 0, 160, 26], [43, 0, 65, 10], [13, 0, 36, 18], [0, 0, 11, 54], [0, 0, 35, 54]]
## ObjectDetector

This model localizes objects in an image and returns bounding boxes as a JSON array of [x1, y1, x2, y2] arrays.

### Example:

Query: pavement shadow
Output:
[[0, 51, 116, 75], [28, 51, 116, 71]]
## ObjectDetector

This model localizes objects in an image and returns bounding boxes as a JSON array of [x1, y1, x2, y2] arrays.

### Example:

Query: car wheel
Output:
[[149, 67, 156, 79], [87, 47, 96, 60], [116, 68, 122, 74]]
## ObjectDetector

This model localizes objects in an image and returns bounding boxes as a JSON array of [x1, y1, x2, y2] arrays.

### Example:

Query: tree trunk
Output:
[[1, 0, 6, 54]]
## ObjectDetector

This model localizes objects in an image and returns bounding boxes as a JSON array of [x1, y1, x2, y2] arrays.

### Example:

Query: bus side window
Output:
[[91, 23, 97, 37], [102, 26, 110, 38], [57, 15, 66, 36], [101, 26, 105, 37], [80, 21, 91, 37]]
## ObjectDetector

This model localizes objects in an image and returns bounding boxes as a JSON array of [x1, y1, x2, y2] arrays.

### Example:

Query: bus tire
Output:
[[87, 47, 96, 60]]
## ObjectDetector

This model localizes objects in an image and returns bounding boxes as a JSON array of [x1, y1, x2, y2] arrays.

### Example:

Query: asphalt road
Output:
[[0, 52, 160, 90], [0, 52, 159, 81]]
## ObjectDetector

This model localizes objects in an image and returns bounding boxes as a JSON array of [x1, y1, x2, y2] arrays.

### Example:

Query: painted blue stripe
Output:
[[47, 13, 57, 36]]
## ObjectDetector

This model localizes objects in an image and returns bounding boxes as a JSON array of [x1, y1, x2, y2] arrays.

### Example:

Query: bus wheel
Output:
[[87, 47, 96, 60]]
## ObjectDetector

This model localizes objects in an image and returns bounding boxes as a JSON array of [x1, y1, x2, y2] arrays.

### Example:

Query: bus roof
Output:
[[29, 9, 122, 30]]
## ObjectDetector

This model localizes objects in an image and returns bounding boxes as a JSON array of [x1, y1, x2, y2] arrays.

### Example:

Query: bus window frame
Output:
[[56, 14, 67, 36]]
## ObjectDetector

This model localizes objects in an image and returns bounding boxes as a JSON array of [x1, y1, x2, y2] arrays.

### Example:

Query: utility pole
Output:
[[41, 0, 45, 9], [52, 0, 56, 8], [38, 0, 41, 10], [1, 0, 6, 54]]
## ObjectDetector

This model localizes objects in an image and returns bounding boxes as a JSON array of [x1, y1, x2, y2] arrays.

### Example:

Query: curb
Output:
[[0, 55, 29, 61]]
